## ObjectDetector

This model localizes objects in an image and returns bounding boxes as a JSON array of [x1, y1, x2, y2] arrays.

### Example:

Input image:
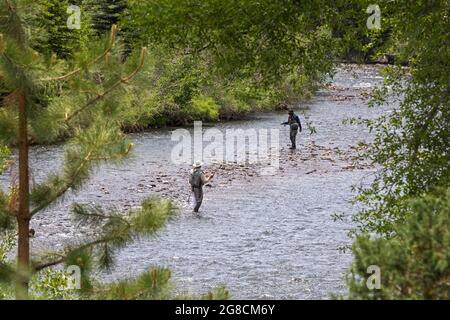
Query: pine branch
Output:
[[32, 198, 176, 272], [41, 67, 82, 82], [40, 25, 118, 82], [30, 150, 94, 216], [64, 47, 147, 123], [91, 267, 172, 300], [1, 0, 27, 46], [30, 140, 132, 217], [30, 123, 133, 217], [32, 257, 64, 272], [29, 182, 70, 217], [72, 203, 131, 229], [0, 48, 36, 97], [33, 233, 126, 272], [84, 143, 133, 161]]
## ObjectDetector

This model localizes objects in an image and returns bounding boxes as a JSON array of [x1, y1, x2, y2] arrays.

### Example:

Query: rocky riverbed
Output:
[[147, 140, 373, 212]]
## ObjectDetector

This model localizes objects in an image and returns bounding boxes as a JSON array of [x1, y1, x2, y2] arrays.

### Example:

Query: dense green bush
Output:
[[113, 46, 316, 129], [190, 95, 219, 121], [346, 189, 450, 299], [0, 146, 10, 173]]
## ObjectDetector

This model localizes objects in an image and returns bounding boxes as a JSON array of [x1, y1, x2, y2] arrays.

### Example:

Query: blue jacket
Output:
[[282, 114, 302, 132]]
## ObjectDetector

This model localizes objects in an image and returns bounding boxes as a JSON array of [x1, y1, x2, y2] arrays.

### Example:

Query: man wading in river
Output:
[[282, 109, 302, 149], [189, 161, 215, 213]]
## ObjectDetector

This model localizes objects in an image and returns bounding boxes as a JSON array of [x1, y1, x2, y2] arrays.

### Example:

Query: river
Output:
[[0, 64, 391, 299]]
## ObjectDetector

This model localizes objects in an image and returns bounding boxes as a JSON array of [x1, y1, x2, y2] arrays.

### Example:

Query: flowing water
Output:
[[0, 64, 391, 299]]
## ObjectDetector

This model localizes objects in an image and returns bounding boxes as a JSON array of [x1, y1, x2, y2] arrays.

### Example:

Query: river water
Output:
[[0, 64, 390, 299]]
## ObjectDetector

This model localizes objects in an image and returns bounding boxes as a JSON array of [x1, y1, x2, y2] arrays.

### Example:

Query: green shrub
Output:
[[189, 95, 219, 121], [346, 189, 450, 300], [0, 146, 11, 174]]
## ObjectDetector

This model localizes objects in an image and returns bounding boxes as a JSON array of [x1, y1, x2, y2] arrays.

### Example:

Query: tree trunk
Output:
[[16, 91, 30, 300]]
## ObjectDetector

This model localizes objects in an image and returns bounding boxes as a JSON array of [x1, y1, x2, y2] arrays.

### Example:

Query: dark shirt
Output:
[[190, 168, 209, 189], [282, 114, 302, 131]]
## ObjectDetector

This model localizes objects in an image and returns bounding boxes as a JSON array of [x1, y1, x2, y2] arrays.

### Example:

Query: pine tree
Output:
[[0, 0, 182, 299], [33, 0, 85, 58], [85, 0, 126, 34]]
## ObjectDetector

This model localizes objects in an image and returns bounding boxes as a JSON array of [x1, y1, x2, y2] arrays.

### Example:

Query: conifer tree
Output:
[[0, 0, 185, 299], [34, 0, 86, 58], [85, 0, 126, 34]]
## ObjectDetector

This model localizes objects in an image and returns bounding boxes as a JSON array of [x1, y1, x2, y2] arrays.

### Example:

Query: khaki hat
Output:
[[193, 160, 203, 168]]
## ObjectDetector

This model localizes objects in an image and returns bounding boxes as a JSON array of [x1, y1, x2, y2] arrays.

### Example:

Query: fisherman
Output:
[[189, 161, 215, 213], [282, 109, 302, 149]]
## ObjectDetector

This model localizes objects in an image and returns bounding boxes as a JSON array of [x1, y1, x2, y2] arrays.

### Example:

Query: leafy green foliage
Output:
[[2, 0, 332, 137], [31, 0, 92, 58], [116, 0, 337, 128], [85, 0, 127, 34], [94, 267, 171, 300], [27, 198, 176, 294], [95, 270, 231, 300], [0, 230, 15, 299], [0, 230, 15, 263], [0, 109, 17, 145], [0, 197, 178, 299], [68, 198, 176, 269], [2, 0, 445, 300], [330, 0, 392, 63], [0, 0, 192, 300], [123, 0, 337, 82], [63, 248, 93, 293], [0, 188, 15, 232], [349, 0, 450, 236], [343, 1, 450, 300], [30, 268, 80, 300], [346, 189, 450, 299], [113, 44, 319, 129], [1, 257, 81, 300], [190, 95, 219, 121], [0, 0, 232, 300], [0, 145, 10, 173]]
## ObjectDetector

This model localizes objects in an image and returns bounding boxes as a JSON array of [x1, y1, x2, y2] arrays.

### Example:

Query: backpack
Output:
[[189, 170, 203, 188], [294, 115, 302, 132]]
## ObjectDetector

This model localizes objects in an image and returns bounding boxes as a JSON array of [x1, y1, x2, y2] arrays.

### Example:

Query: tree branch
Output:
[[64, 47, 147, 124], [40, 25, 118, 82], [33, 257, 64, 272], [409, 103, 440, 163], [30, 150, 94, 217], [33, 235, 126, 272]]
